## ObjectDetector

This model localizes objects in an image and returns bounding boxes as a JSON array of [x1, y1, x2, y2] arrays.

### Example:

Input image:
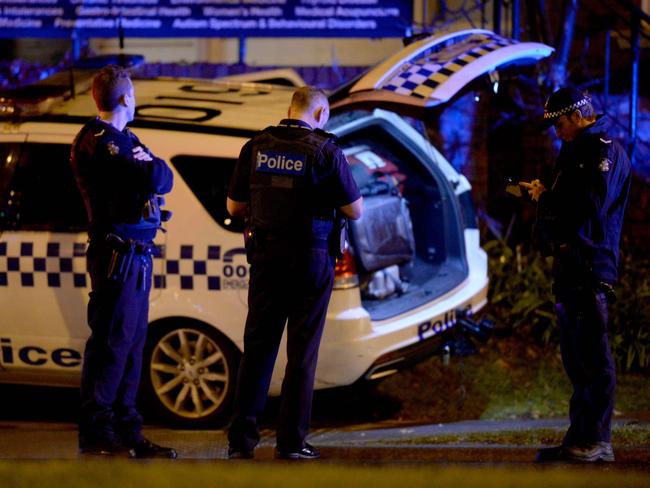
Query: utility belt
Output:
[[246, 228, 330, 248], [105, 233, 153, 254], [92, 233, 153, 286], [553, 279, 617, 304], [552, 242, 617, 302], [244, 227, 331, 263]]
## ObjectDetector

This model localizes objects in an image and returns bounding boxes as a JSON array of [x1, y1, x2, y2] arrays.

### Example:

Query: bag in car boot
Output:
[[363, 264, 409, 299], [348, 173, 415, 273]]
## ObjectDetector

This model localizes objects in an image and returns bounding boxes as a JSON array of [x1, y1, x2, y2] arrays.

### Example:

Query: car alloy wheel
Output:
[[144, 322, 238, 426]]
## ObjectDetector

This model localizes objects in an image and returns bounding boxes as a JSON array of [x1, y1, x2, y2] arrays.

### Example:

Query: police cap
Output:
[[542, 87, 591, 129]]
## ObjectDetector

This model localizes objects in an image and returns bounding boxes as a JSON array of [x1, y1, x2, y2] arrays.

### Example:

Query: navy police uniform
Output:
[[534, 114, 631, 447], [70, 117, 173, 451], [227, 119, 361, 455]]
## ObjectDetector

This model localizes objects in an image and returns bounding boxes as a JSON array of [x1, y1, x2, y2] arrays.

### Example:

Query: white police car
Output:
[[0, 30, 553, 426]]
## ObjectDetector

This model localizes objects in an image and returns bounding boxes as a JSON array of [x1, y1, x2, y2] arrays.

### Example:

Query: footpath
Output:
[[0, 418, 648, 464]]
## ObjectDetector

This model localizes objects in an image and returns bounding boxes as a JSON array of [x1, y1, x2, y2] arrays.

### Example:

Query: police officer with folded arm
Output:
[[226, 86, 362, 460], [522, 88, 631, 463], [70, 65, 176, 458]]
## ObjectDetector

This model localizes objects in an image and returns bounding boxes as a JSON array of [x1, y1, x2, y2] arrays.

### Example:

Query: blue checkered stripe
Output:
[[382, 35, 515, 99], [153, 245, 247, 292], [0, 241, 88, 288], [0, 241, 248, 292], [155, 244, 219, 291]]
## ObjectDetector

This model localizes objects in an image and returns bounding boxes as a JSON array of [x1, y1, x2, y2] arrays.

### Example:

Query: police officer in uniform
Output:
[[523, 88, 631, 462], [226, 86, 362, 460], [70, 65, 176, 458]]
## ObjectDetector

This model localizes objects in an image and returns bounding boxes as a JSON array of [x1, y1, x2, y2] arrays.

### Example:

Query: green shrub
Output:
[[484, 239, 650, 372], [483, 239, 556, 343], [609, 249, 650, 371]]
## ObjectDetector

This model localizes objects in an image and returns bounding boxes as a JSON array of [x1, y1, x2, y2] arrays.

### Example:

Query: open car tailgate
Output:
[[330, 29, 554, 116]]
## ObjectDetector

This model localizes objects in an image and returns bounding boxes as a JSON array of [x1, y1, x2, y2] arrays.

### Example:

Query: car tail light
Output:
[[333, 248, 359, 289]]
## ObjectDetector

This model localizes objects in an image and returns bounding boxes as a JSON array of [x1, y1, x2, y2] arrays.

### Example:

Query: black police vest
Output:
[[248, 128, 333, 241]]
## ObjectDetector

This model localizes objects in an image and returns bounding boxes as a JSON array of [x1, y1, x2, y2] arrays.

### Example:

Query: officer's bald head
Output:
[[291, 86, 328, 112], [289, 87, 330, 129], [92, 65, 133, 112]]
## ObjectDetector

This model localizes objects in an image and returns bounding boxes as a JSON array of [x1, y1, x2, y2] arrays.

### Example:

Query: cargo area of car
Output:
[[339, 125, 468, 321]]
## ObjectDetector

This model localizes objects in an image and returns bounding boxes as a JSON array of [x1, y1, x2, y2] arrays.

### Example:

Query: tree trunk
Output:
[[549, 0, 578, 89]]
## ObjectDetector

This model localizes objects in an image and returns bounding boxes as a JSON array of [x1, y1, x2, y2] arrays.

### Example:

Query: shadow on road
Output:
[[0, 382, 401, 428]]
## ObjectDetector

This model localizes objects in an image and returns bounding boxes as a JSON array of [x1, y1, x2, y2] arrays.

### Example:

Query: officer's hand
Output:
[[520, 179, 546, 202], [133, 146, 153, 162]]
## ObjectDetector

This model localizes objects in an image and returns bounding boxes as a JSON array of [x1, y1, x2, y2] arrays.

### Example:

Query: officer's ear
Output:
[[313, 104, 329, 129], [569, 109, 583, 125], [121, 88, 135, 109]]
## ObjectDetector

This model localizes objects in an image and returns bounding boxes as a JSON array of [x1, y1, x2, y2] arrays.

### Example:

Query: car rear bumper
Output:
[[311, 270, 488, 390]]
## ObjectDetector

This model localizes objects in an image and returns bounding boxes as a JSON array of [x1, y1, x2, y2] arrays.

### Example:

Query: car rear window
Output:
[[171, 155, 246, 233]]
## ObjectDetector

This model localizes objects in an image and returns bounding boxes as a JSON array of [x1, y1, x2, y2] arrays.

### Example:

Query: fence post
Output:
[[512, 0, 521, 40], [493, 0, 502, 35], [604, 29, 611, 109], [629, 15, 640, 162], [239, 37, 247, 65]]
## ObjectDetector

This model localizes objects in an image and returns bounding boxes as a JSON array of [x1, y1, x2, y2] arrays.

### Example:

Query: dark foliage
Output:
[[609, 248, 650, 370], [484, 239, 650, 372]]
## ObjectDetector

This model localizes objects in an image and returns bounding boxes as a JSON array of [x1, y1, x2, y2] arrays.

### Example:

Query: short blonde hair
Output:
[[290, 86, 328, 113], [92, 65, 132, 112], [576, 102, 596, 121]]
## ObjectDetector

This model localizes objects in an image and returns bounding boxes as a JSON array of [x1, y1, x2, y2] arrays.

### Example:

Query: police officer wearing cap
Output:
[[70, 65, 176, 458], [226, 86, 362, 460], [523, 87, 632, 463]]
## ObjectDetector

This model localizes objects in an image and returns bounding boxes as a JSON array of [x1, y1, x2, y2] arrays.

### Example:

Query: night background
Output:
[[1, 0, 650, 485]]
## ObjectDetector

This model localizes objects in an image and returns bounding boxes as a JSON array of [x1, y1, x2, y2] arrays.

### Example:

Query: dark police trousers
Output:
[[79, 239, 153, 444], [228, 244, 334, 452], [556, 287, 615, 445]]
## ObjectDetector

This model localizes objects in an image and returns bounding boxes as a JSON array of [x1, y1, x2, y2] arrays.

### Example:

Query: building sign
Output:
[[0, 0, 413, 38]]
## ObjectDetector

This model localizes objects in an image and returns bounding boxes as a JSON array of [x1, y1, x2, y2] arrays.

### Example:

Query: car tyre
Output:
[[141, 319, 240, 427]]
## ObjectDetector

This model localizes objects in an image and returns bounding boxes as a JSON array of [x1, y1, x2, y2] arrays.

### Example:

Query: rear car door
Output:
[[0, 130, 88, 385]]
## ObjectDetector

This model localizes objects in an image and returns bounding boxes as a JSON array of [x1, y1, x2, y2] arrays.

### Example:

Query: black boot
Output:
[[79, 434, 135, 458], [129, 438, 178, 459]]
